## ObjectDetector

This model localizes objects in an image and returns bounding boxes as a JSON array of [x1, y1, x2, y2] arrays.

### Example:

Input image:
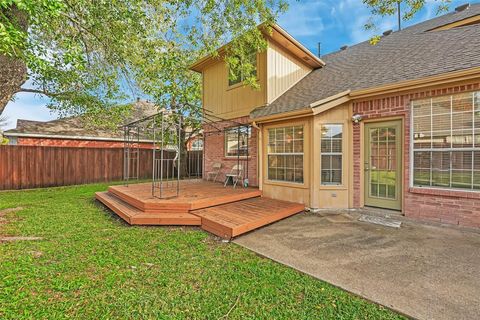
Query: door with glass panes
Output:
[[364, 120, 402, 210]]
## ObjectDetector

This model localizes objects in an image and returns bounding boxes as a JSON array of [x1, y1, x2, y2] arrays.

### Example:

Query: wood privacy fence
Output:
[[0, 145, 201, 190]]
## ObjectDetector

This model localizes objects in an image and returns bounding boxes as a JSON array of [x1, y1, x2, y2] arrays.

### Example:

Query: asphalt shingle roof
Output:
[[5, 100, 158, 139], [251, 3, 480, 118]]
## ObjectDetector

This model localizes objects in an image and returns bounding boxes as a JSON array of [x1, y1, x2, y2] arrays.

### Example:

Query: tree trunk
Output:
[[0, 5, 28, 115]]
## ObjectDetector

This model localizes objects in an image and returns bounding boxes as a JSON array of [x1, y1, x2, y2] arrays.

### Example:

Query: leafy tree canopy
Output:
[[0, 0, 451, 127], [0, 0, 287, 128], [363, 0, 452, 43]]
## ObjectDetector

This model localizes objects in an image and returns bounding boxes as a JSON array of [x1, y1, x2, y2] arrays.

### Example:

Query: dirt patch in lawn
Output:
[[0, 207, 43, 242], [0, 207, 23, 228]]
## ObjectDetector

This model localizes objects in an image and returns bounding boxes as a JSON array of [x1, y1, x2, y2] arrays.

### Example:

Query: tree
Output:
[[363, 0, 451, 43], [0, 114, 8, 144], [0, 0, 287, 121]]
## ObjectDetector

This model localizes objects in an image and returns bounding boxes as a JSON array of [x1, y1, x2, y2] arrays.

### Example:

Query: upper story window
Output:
[[228, 52, 257, 87], [267, 125, 304, 183], [321, 124, 343, 185], [225, 126, 251, 157], [412, 92, 480, 191]]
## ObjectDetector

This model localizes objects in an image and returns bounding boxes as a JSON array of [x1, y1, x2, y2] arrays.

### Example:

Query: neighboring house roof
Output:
[[251, 3, 480, 119], [4, 100, 158, 142]]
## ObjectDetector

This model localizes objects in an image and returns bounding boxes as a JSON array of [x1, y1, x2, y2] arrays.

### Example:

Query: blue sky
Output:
[[1, 0, 468, 130]]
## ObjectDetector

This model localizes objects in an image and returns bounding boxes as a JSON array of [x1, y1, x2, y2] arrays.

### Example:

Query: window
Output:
[[228, 52, 257, 87], [191, 139, 203, 150], [267, 126, 304, 183], [321, 124, 343, 185], [412, 92, 480, 190], [224, 126, 251, 157]]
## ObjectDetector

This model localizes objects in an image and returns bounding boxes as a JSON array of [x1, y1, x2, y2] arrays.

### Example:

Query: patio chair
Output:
[[207, 163, 222, 182], [224, 164, 244, 188]]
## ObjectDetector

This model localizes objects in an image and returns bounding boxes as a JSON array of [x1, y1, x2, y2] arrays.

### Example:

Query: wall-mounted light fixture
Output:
[[352, 114, 363, 124]]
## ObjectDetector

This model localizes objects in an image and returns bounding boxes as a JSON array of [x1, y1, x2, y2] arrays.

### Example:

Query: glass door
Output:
[[364, 120, 402, 210]]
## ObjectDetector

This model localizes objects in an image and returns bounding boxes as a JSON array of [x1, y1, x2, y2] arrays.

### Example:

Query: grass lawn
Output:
[[0, 183, 404, 319]]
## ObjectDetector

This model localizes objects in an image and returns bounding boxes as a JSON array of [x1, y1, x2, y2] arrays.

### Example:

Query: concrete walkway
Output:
[[234, 212, 480, 320]]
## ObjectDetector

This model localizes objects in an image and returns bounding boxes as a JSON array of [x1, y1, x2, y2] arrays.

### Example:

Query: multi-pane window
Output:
[[224, 126, 251, 157], [228, 53, 257, 86], [412, 92, 480, 190], [321, 124, 343, 185], [267, 126, 304, 183]]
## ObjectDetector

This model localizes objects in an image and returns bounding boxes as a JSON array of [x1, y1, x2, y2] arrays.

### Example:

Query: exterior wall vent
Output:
[[455, 3, 470, 12]]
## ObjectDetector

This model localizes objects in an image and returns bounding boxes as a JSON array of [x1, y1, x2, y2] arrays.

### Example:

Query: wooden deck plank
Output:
[[97, 182, 304, 238], [95, 191, 201, 226], [108, 180, 261, 212], [192, 197, 304, 238]]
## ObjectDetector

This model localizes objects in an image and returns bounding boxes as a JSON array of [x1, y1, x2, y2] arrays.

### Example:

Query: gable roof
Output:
[[4, 100, 158, 141], [190, 24, 325, 72], [251, 3, 480, 119]]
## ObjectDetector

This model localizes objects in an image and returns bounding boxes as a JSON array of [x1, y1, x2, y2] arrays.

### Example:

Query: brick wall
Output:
[[16, 137, 153, 149], [203, 116, 258, 186], [352, 82, 480, 228]]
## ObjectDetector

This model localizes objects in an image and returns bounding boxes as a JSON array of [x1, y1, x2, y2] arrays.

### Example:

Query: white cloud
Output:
[[278, 0, 327, 37], [2, 93, 57, 130]]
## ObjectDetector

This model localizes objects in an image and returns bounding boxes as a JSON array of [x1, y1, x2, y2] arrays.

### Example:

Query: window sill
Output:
[[409, 187, 480, 200], [227, 83, 244, 91], [319, 185, 347, 190], [223, 156, 251, 161], [263, 179, 308, 189]]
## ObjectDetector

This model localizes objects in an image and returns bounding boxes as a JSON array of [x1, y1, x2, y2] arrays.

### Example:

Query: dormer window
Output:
[[228, 52, 257, 87]]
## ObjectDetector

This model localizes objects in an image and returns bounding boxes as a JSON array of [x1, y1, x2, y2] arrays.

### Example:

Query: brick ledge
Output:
[[409, 187, 480, 200]]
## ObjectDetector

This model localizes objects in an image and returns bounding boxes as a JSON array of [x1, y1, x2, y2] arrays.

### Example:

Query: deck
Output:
[[96, 180, 304, 239]]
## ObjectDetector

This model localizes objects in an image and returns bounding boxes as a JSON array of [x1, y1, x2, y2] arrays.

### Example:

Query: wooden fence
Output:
[[0, 145, 201, 190]]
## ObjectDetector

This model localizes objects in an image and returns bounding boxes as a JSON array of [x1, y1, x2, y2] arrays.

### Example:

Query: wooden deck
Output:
[[192, 197, 305, 239], [96, 180, 304, 238], [108, 180, 262, 212]]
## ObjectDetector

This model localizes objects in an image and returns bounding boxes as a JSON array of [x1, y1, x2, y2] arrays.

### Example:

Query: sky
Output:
[[1, 0, 469, 130]]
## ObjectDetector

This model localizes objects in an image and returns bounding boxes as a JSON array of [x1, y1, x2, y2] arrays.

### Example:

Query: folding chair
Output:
[[224, 164, 244, 188], [206, 163, 222, 182]]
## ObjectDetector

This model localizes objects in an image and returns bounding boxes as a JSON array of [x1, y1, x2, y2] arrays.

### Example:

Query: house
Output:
[[4, 99, 158, 148], [190, 3, 480, 228]]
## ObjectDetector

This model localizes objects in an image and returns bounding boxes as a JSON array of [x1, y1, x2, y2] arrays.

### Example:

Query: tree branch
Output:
[[18, 87, 70, 98]]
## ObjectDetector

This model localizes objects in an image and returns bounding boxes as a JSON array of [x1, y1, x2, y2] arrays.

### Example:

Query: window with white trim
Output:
[[412, 92, 480, 190], [267, 126, 304, 183], [224, 126, 250, 157], [321, 124, 343, 185]]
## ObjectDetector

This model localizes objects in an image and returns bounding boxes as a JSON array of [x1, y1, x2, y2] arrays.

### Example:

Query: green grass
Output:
[[0, 183, 404, 319]]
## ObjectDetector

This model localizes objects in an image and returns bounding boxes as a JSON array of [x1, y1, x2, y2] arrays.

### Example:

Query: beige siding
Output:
[[202, 52, 267, 120], [267, 39, 312, 103], [311, 103, 353, 209], [259, 104, 353, 209], [260, 117, 312, 205]]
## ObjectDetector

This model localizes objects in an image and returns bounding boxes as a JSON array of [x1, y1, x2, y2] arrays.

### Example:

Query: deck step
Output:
[[192, 197, 305, 239], [108, 187, 191, 214], [95, 191, 201, 226], [107, 183, 262, 213]]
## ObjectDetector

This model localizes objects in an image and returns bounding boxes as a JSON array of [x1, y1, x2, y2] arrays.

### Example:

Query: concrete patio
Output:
[[234, 211, 480, 320]]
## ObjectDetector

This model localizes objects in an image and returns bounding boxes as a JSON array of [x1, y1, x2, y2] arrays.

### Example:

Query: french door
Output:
[[364, 120, 402, 210]]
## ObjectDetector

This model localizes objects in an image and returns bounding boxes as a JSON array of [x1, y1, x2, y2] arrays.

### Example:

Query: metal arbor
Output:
[[151, 113, 181, 199], [123, 107, 252, 198], [123, 111, 184, 199]]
